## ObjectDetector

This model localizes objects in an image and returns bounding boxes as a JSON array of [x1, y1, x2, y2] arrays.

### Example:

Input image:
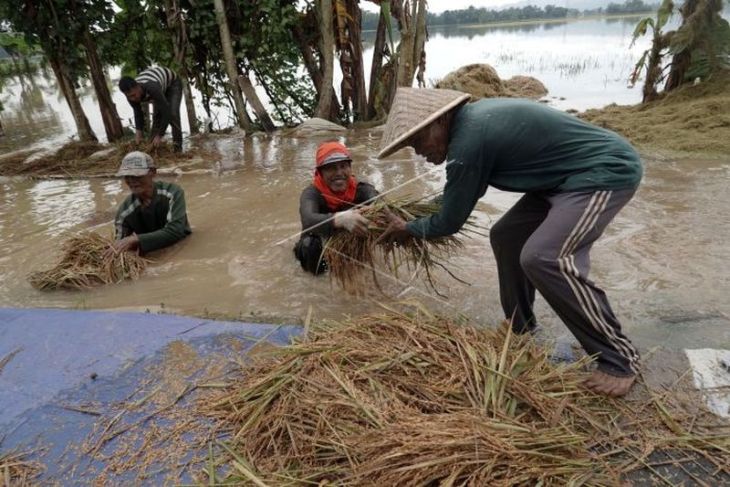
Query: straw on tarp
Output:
[[0, 449, 43, 486], [377, 88, 470, 159], [195, 311, 730, 485]]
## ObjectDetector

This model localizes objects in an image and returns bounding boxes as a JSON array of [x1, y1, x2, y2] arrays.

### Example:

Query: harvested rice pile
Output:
[[28, 233, 147, 291], [200, 312, 730, 485], [0, 450, 43, 487], [580, 70, 730, 156], [0, 139, 218, 178], [323, 199, 482, 295], [436, 63, 547, 100]]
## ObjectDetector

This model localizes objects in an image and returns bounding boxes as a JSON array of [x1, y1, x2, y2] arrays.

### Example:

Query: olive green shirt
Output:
[[407, 99, 643, 238], [115, 180, 191, 253]]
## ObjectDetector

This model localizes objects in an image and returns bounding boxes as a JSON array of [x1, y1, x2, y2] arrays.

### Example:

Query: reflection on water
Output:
[[0, 130, 729, 352]]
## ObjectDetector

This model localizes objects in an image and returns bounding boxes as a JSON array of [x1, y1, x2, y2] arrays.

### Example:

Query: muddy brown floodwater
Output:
[[1, 129, 729, 351]]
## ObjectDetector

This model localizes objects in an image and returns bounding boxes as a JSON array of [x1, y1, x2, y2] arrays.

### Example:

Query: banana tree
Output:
[[629, 0, 675, 102]]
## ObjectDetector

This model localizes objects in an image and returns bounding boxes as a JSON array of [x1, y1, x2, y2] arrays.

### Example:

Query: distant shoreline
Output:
[[433, 12, 651, 30], [363, 12, 651, 33]]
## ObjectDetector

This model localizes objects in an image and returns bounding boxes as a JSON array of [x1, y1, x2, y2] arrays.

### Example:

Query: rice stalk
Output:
[[28, 232, 148, 291], [322, 198, 483, 296], [196, 314, 612, 485], [77, 311, 730, 484], [0, 449, 43, 487]]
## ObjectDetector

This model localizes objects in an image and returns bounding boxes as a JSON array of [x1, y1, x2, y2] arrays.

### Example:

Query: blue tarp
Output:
[[0, 307, 300, 483]]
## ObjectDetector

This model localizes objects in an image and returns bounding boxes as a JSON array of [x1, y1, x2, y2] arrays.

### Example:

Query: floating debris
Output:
[[0, 139, 219, 178]]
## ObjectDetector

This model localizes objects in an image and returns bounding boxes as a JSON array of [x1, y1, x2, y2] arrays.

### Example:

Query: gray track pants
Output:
[[490, 189, 640, 377]]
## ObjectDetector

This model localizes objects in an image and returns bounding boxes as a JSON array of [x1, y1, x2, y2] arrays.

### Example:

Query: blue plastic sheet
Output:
[[0, 307, 300, 483]]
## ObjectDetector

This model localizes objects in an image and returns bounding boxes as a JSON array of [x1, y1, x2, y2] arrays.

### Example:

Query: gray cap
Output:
[[116, 151, 155, 177]]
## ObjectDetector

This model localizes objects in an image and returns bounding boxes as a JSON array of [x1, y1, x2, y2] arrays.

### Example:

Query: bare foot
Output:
[[582, 370, 635, 397]]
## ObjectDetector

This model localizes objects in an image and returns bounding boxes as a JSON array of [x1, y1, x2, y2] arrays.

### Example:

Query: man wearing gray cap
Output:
[[111, 151, 191, 255], [376, 88, 643, 398]]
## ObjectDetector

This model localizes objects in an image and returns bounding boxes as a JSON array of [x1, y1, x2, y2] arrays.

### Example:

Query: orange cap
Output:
[[316, 141, 352, 168]]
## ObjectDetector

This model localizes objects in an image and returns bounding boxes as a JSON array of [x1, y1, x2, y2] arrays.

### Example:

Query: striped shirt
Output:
[[135, 66, 177, 92], [129, 66, 180, 136]]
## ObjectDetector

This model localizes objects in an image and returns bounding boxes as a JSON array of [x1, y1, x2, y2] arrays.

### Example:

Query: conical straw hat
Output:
[[377, 88, 470, 159]]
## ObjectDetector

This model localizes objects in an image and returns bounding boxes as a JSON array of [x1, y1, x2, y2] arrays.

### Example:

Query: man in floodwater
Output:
[[377, 88, 643, 397], [294, 141, 379, 275], [119, 66, 183, 152], [111, 151, 191, 255]]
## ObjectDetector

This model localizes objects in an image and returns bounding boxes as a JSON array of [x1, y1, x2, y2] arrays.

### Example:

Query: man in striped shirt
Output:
[[119, 66, 183, 152]]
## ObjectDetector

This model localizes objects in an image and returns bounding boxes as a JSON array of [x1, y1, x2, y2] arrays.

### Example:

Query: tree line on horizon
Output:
[[361, 0, 659, 30]]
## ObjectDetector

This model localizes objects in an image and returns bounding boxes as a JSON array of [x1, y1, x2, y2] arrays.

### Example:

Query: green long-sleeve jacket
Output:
[[115, 180, 192, 253], [407, 98, 643, 238]]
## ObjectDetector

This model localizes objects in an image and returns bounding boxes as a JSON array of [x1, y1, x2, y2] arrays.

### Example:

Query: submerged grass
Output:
[[323, 198, 482, 296], [28, 232, 148, 291], [0, 139, 218, 178], [195, 312, 730, 485], [581, 70, 730, 156]]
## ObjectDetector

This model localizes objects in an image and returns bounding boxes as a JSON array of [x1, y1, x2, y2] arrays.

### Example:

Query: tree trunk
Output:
[[396, 0, 427, 88], [48, 56, 97, 142], [395, 1, 416, 87], [345, 0, 367, 121], [664, 0, 702, 92], [315, 0, 335, 120], [642, 32, 671, 102], [212, 0, 251, 131], [292, 22, 341, 120], [82, 31, 123, 142], [367, 11, 387, 120], [413, 0, 428, 86], [180, 77, 198, 133], [164, 0, 198, 134], [238, 75, 275, 132]]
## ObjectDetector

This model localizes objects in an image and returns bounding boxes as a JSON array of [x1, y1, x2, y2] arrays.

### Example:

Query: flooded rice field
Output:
[[1, 16, 729, 352], [1, 16, 658, 154], [1, 130, 729, 352]]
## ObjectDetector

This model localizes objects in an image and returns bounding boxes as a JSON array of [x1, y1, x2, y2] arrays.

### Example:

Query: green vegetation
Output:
[[630, 0, 730, 101], [0, 0, 428, 139]]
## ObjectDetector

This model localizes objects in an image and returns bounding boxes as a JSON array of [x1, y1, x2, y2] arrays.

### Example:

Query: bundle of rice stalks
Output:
[[0, 450, 43, 487], [322, 198, 482, 295], [28, 233, 148, 291], [198, 311, 729, 485]]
